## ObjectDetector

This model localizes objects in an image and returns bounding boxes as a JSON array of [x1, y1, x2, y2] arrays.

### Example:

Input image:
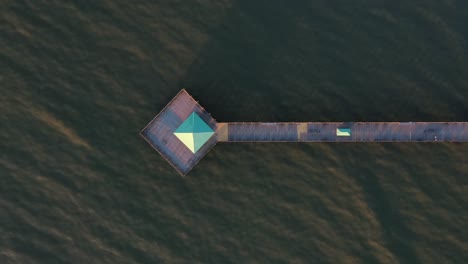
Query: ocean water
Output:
[[1, 0, 468, 263]]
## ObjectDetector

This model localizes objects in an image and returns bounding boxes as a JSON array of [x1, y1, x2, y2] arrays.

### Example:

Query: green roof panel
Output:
[[336, 128, 351, 136], [193, 114, 214, 133], [193, 132, 215, 152], [174, 112, 215, 153]]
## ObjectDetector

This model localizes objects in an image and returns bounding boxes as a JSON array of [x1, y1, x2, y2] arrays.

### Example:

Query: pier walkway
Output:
[[217, 122, 468, 142]]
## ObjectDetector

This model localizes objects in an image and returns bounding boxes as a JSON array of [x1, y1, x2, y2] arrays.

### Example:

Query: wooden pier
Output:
[[216, 122, 468, 142], [141, 89, 468, 176]]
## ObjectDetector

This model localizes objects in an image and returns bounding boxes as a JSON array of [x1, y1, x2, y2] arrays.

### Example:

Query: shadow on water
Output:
[[179, 1, 468, 122]]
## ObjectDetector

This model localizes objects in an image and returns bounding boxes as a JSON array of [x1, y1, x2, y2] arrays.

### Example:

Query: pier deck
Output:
[[140, 90, 217, 175], [218, 122, 468, 142], [141, 89, 468, 176]]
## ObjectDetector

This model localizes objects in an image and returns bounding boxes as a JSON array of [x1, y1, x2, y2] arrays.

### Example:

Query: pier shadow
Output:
[[177, 0, 468, 123]]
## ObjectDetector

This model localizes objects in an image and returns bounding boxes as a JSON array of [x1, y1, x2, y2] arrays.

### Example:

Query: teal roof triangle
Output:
[[193, 132, 215, 152], [193, 114, 214, 133], [174, 112, 196, 133], [176, 112, 214, 133]]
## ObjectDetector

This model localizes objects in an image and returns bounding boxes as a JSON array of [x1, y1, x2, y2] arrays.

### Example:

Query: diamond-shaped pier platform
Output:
[[140, 89, 217, 175]]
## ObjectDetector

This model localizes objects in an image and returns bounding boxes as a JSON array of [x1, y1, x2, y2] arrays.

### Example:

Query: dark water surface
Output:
[[2, 1, 468, 263]]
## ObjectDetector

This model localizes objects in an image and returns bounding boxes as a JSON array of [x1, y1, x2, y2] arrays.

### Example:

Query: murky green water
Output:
[[1, 1, 467, 263]]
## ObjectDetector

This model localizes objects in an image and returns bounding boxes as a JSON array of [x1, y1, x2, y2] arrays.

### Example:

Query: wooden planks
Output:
[[225, 123, 299, 141], [304, 122, 468, 142], [216, 123, 229, 141], [217, 122, 468, 142]]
